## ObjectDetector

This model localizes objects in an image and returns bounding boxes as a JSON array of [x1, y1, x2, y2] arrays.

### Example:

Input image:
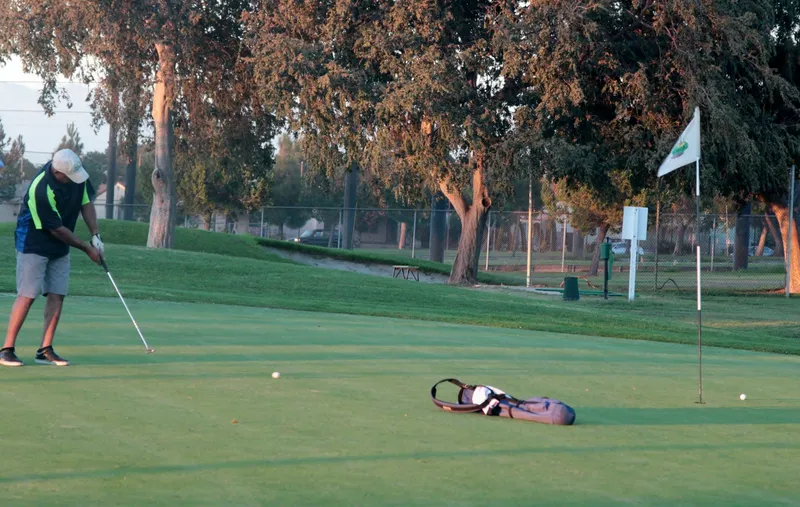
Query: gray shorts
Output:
[[16, 251, 71, 299]]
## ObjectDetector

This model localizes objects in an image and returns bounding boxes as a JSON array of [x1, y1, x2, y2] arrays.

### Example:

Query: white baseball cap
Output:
[[52, 149, 90, 184]]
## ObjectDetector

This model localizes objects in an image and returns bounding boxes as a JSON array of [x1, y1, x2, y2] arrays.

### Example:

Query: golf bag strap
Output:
[[430, 378, 500, 413]]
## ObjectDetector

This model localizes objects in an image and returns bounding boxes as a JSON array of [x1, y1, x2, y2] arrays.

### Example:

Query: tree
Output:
[[248, 1, 541, 284], [0, 119, 24, 200], [646, 1, 799, 288], [81, 151, 111, 188], [543, 172, 647, 276], [499, 1, 799, 291], [0, 0, 273, 247], [265, 135, 312, 238], [175, 111, 273, 229], [54, 123, 84, 156], [636, 0, 800, 290]]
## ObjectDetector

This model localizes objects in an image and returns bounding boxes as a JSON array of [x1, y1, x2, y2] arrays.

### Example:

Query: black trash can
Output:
[[563, 277, 580, 301]]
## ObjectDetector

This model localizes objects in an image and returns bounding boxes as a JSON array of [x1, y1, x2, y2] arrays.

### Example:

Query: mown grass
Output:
[[0, 221, 292, 264], [2, 299, 798, 506], [0, 223, 797, 355], [258, 238, 524, 285]]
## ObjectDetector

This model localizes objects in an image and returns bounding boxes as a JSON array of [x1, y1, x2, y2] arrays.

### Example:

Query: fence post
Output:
[[526, 176, 533, 287], [411, 210, 417, 259], [445, 210, 451, 252], [725, 205, 731, 256], [561, 216, 567, 272], [485, 212, 491, 271], [710, 215, 716, 272], [337, 210, 343, 249], [654, 199, 660, 290], [787, 164, 796, 298]]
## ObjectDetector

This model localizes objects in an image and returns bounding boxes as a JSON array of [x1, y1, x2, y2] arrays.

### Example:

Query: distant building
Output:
[[0, 180, 30, 223], [93, 182, 127, 219]]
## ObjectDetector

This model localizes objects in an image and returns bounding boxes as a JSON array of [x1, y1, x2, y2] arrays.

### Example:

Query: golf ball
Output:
[[740, 393, 746, 400], [272, 372, 280, 379]]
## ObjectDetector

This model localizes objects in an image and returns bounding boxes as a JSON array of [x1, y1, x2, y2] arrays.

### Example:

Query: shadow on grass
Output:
[[0, 367, 519, 383], [580, 407, 800, 425], [2, 441, 798, 484]]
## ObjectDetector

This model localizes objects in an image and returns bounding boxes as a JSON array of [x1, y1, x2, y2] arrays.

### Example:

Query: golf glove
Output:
[[91, 233, 105, 255]]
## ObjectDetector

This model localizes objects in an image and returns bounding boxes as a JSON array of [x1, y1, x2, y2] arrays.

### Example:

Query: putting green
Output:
[[1, 295, 798, 506]]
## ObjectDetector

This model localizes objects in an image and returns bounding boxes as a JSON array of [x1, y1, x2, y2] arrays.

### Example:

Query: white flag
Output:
[[658, 107, 700, 177]]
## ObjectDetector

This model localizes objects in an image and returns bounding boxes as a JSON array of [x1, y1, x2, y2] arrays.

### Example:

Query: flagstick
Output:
[[696, 158, 704, 404], [656, 106, 703, 404]]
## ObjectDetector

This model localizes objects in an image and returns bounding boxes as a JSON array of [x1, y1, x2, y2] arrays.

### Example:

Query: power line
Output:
[[0, 109, 94, 114], [0, 80, 94, 84]]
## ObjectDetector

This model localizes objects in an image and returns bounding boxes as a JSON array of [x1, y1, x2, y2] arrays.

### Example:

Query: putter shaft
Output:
[[103, 263, 152, 352]]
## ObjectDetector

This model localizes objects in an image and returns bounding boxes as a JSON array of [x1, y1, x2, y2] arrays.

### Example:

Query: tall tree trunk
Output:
[[572, 229, 584, 258], [510, 217, 520, 256], [439, 157, 491, 285], [147, 43, 177, 249], [769, 202, 800, 293], [398, 222, 408, 249], [342, 162, 358, 250], [106, 121, 118, 220], [734, 202, 751, 270], [448, 205, 489, 284], [122, 138, 137, 221], [589, 224, 609, 276], [328, 219, 337, 247], [673, 222, 685, 255], [429, 191, 447, 263], [766, 212, 783, 255], [755, 219, 768, 256]]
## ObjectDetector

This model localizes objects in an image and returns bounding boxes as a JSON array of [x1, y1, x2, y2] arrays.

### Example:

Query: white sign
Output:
[[622, 206, 648, 302], [622, 207, 648, 241]]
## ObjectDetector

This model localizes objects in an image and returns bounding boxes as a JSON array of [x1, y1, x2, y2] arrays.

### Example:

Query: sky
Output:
[[0, 56, 111, 166]]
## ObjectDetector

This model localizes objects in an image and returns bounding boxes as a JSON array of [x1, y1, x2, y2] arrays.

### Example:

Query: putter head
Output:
[[146, 348, 155, 354]]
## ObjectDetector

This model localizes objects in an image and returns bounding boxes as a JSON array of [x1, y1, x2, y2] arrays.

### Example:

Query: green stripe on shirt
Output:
[[82, 184, 90, 205], [47, 185, 62, 219], [27, 172, 46, 229]]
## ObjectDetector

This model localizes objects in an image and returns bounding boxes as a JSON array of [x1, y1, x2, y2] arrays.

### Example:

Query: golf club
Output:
[[101, 258, 155, 353]]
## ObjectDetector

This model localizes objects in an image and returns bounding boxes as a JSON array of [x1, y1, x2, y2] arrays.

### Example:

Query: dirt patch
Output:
[[263, 247, 451, 284]]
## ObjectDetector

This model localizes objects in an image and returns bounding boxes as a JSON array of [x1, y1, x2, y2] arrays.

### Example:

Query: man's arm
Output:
[[50, 226, 93, 253], [49, 226, 102, 265], [82, 201, 99, 236]]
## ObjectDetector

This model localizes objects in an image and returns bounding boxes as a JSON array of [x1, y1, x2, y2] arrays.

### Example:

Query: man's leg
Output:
[[1, 252, 46, 366], [41, 293, 65, 349], [36, 254, 70, 366], [2, 297, 35, 349]]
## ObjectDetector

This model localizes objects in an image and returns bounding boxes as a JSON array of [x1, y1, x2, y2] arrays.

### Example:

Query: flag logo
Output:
[[671, 140, 689, 159], [658, 107, 701, 178]]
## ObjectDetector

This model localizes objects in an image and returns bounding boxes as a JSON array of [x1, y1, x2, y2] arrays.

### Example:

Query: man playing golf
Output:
[[0, 149, 104, 367]]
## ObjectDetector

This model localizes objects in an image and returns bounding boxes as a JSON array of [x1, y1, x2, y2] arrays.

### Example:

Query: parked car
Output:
[[611, 241, 644, 255], [749, 246, 774, 257], [293, 229, 340, 247], [728, 246, 775, 257]]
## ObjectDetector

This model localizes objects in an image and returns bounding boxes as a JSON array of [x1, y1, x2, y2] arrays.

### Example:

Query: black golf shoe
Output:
[[0, 347, 24, 367], [35, 346, 70, 366]]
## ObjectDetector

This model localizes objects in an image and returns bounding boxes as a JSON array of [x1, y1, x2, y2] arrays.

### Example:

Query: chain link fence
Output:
[[0, 198, 794, 294], [244, 206, 793, 295]]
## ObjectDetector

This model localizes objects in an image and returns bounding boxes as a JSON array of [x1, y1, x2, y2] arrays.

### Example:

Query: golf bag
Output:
[[430, 378, 576, 425]]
